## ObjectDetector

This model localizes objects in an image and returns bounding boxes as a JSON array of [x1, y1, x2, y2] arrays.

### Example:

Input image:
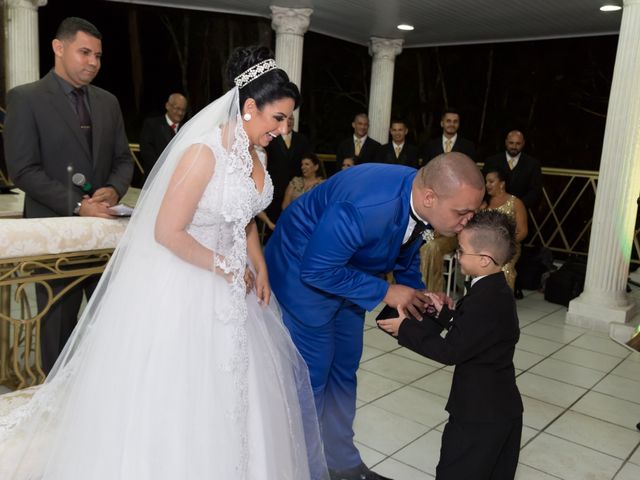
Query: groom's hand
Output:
[[383, 284, 429, 319]]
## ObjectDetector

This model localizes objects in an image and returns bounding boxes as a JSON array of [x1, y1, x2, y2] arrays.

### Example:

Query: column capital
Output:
[[270, 6, 313, 36], [7, 0, 47, 9], [368, 37, 404, 61]]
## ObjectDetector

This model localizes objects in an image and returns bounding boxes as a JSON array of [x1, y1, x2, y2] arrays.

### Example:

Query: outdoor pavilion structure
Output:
[[4, 0, 640, 335]]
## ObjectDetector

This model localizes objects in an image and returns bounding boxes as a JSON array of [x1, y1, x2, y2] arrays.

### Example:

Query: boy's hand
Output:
[[424, 292, 454, 313], [377, 306, 408, 337]]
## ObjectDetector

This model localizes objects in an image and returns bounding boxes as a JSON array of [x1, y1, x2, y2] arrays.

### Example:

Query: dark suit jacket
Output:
[[398, 272, 523, 422], [484, 152, 543, 209], [375, 142, 420, 169], [336, 136, 381, 165], [423, 136, 476, 163], [4, 71, 133, 218], [139, 115, 177, 180]]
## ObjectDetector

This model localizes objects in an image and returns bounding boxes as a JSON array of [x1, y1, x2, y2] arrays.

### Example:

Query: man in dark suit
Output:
[[423, 108, 476, 163], [375, 118, 420, 168], [379, 210, 523, 480], [484, 130, 543, 210], [4, 17, 133, 372], [139, 92, 187, 182], [265, 153, 485, 480], [261, 113, 311, 233], [336, 113, 380, 166]]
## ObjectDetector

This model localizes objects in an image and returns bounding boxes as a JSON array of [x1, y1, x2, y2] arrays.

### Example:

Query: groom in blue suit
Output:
[[265, 153, 485, 480]]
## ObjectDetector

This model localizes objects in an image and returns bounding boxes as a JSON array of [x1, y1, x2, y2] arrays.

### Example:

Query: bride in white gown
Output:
[[0, 46, 327, 480]]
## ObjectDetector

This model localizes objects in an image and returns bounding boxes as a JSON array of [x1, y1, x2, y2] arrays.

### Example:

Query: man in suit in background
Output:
[[4, 17, 133, 372], [483, 130, 543, 210], [139, 92, 187, 182], [336, 113, 380, 166], [261, 113, 311, 235], [423, 108, 476, 163], [375, 118, 420, 168], [265, 153, 485, 480]]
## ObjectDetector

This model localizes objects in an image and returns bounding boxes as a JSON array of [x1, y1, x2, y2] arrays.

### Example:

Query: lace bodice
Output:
[[187, 131, 273, 253]]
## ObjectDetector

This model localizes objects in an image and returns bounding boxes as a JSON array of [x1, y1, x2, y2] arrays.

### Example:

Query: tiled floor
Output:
[[355, 288, 640, 480], [1, 286, 638, 479]]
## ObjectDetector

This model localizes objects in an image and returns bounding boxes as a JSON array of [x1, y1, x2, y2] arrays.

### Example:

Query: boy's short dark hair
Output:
[[464, 210, 516, 266], [56, 17, 102, 41]]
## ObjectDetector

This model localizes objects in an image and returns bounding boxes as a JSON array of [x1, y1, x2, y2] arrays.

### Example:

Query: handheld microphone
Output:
[[71, 173, 94, 196]]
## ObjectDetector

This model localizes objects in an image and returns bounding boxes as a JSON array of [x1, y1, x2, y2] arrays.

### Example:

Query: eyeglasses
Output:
[[455, 248, 499, 266]]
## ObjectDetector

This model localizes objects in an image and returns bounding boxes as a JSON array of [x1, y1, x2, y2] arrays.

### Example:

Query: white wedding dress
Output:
[[0, 88, 326, 479]]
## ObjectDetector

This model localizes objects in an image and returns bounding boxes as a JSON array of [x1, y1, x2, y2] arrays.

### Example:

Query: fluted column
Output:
[[567, 0, 640, 331], [367, 37, 403, 144], [270, 6, 312, 129], [5, 0, 47, 90]]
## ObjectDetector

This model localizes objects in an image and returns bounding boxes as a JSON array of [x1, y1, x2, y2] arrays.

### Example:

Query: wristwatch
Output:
[[73, 201, 82, 216]]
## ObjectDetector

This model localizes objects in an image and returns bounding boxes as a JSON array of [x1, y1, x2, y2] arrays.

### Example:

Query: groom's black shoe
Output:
[[329, 463, 393, 480]]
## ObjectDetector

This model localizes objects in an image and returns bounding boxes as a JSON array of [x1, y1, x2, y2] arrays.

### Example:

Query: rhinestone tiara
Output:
[[234, 59, 278, 88]]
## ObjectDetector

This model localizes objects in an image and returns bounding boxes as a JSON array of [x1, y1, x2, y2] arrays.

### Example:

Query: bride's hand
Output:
[[244, 267, 255, 293], [255, 268, 271, 305]]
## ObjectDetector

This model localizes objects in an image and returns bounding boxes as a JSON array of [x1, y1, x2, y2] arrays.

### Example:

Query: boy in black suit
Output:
[[378, 210, 523, 480]]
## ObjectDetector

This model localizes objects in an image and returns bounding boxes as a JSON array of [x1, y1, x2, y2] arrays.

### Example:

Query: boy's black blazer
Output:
[[398, 272, 523, 422]]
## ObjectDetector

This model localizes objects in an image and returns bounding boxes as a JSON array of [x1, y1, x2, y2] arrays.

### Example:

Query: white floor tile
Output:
[[520, 425, 539, 448], [353, 404, 430, 455], [371, 386, 448, 427], [361, 345, 386, 363], [551, 345, 623, 373], [517, 333, 564, 356], [392, 429, 442, 475], [514, 463, 562, 479], [629, 446, 640, 466], [521, 322, 584, 344], [571, 391, 640, 430], [411, 369, 453, 399], [360, 352, 436, 384], [371, 457, 434, 479], [521, 395, 564, 430], [513, 349, 546, 371], [610, 356, 640, 381], [536, 309, 587, 330], [615, 462, 640, 480], [518, 295, 564, 314], [520, 432, 623, 480], [529, 357, 607, 389], [593, 374, 640, 405], [570, 334, 632, 358], [517, 306, 548, 326], [392, 347, 446, 368], [354, 441, 387, 469], [546, 410, 640, 460], [516, 372, 587, 408], [363, 328, 401, 352], [356, 369, 403, 403]]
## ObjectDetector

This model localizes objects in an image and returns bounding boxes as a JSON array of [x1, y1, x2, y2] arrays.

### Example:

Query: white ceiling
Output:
[[109, 0, 623, 47]]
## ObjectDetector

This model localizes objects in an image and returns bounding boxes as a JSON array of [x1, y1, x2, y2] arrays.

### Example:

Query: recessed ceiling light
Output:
[[397, 24, 414, 31], [600, 4, 622, 11]]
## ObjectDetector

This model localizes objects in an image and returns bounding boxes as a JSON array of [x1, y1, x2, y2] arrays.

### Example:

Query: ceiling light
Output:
[[600, 4, 622, 11], [397, 24, 414, 31]]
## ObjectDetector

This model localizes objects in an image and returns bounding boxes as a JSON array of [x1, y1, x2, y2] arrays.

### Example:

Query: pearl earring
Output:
[[243, 113, 252, 122]]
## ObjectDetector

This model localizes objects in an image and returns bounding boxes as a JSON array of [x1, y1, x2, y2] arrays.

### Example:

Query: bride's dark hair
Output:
[[227, 45, 301, 110]]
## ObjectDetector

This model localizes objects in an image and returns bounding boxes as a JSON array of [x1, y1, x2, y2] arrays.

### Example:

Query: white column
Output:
[[5, 0, 47, 90], [367, 37, 403, 144], [566, 0, 640, 331], [270, 5, 312, 129]]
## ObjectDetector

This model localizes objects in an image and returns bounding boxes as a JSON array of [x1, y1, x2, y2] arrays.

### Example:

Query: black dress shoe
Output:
[[329, 463, 393, 480], [514, 288, 524, 299]]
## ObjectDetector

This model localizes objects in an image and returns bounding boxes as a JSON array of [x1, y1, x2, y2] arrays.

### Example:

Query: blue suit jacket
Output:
[[265, 164, 425, 327]]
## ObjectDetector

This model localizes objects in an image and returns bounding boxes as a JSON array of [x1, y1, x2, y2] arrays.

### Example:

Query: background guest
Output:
[[341, 157, 355, 170], [482, 166, 528, 292], [422, 108, 476, 163], [139, 92, 187, 183], [376, 117, 420, 168], [281, 153, 324, 210], [336, 113, 380, 165]]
